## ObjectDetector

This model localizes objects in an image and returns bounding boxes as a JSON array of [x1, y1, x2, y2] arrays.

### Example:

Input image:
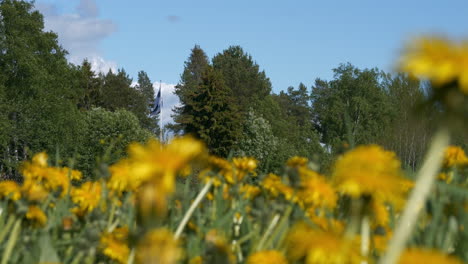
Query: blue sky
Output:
[[35, 0, 467, 124]]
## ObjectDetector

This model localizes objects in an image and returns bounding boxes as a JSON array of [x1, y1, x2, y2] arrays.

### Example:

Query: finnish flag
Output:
[[150, 86, 162, 116]]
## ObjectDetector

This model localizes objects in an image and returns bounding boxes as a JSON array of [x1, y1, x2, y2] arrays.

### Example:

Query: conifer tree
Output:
[[212, 46, 272, 112], [172, 45, 210, 133], [184, 66, 242, 157]]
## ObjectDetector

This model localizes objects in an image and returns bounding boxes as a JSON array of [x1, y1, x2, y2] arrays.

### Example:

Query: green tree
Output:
[[135, 70, 159, 133], [184, 66, 242, 156], [0, 0, 84, 178], [172, 45, 210, 134], [311, 63, 393, 154], [135, 70, 155, 108], [235, 109, 279, 171], [75, 59, 104, 110], [212, 46, 272, 112], [101, 69, 155, 130], [77, 108, 152, 179], [380, 73, 435, 169]]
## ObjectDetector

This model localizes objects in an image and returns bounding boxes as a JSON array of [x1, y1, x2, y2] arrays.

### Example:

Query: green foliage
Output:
[[172, 45, 210, 134], [101, 69, 156, 131], [76, 108, 152, 179], [184, 66, 242, 157], [0, 0, 85, 178], [311, 63, 393, 154], [212, 45, 272, 112], [74, 60, 104, 111], [234, 110, 279, 171]]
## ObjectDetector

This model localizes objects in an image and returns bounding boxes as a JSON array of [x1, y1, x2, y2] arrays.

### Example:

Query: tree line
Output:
[[171, 45, 467, 172], [1, 0, 465, 180], [0, 0, 158, 179]]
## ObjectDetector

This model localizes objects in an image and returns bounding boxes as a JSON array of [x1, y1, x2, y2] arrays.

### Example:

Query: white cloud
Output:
[[83, 55, 118, 73], [36, 0, 117, 73], [77, 0, 99, 18], [153, 82, 180, 127]]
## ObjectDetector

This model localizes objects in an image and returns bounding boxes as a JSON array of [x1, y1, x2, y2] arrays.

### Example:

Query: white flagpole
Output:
[[159, 81, 163, 144]]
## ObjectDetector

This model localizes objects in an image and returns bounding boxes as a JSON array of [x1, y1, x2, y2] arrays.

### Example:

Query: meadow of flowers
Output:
[[0, 37, 467, 264]]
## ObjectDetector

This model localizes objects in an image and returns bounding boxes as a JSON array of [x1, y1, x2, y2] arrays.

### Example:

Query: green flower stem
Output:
[[127, 248, 135, 264], [264, 205, 294, 250], [380, 128, 450, 264], [1, 219, 22, 264], [0, 215, 15, 244], [107, 201, 117, 230], [361, 216, 370, 264], [70, 251, 84, 264], [256, 213, 280, 251], [174, 179, 213, 239]]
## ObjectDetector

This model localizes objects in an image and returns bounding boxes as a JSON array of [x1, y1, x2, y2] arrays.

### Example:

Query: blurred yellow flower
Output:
[[307, 214, 345, 234], [108, 159, 134, 195], [0, 181, 21, 201], [32, 152, 48, 167], [286, 156, 308, 168], [21, 180, 49, 201], [398, 248, 463, 264], [109, 136, 206, 197], [246, 250, 288, 264], [137, 178, 170, 218], [70, 181, 102, 216], [285, 222, 362, 264], [371, 199, 390, 227], [100, 227, 130, 264], [26, 205, 47, 227], [239, 184, 261, 199], [297, 168, 337, 209], [136, 228, 182, 264], [232, 157, 258, 182], [443, 145, 468, 168], [400, 37, 468, 94], [332, 145, 412, 207]]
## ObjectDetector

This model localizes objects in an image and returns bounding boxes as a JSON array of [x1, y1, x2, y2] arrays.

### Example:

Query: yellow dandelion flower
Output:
[[67, 168, 83, 181], [285, 222, 362, 264], [129, 137, 206, 190], [371, 198, 390, 227], [100, 227, 130, 264], [372, 229, 392, 254], [43, 167, 70, 197], [70, 181, 102, 216], [239, 184, 261, 199], [246, 250, 288, 264], [108, 159, 134, 195], [21, 180, 49, 201], [443, 145, 468, 168], [286, 156, 308, 168], [332, 145, 411, 206], [136, 228, 183, 264], [26, 205, 47, 227], [398, 248, 463, 264], [297, 168, 337, 209], [232, 157, 258, 182], [261, 173, 284, 197], [0, 181, 21, 201], [306, 213, 345, 234], [32, 152, 49, 167], [136, 178, 171, 218], [400, 37, 468, 94]]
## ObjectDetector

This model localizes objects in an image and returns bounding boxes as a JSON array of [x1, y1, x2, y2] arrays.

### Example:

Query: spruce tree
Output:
[[185, 66, 242, 157], [212, 46, 272, 112], [172, 45, 210, 133]]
